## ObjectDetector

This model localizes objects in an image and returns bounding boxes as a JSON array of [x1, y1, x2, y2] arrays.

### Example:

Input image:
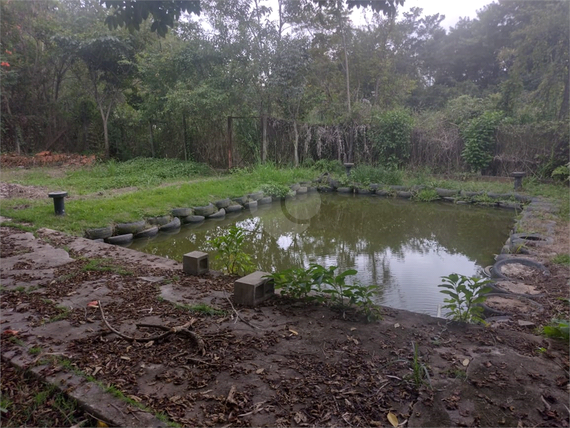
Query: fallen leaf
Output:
[[92, 366, 102, 376], [2, 329, 19, 336], [87, 301, 99, 308], [350, 327, 357, 331], [127, 395, 142, 402], [256, 368, 264, 374], [96, 421, 109, 427], [120, 356, 131, 361], [289, 329, 298, 335], [387, 411, 399, 427], [144, 340, 154, 348], [462, 359, 470, 367], [394, 323, 400, 328]]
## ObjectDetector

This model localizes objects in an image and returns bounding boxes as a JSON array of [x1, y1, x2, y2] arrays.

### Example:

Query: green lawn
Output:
[[1, 158, 567, 236]]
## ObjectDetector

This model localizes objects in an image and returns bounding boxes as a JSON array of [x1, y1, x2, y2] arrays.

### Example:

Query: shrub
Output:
[[207, 226, 255, 276], [461, 111, 503, 173], [369, 109, 414, 168], [438, 273, 493, 323], [260, 182, 294, 198]]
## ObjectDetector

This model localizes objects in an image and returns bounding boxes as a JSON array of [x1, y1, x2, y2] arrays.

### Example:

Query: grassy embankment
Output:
[[0, 158, 568, 236]]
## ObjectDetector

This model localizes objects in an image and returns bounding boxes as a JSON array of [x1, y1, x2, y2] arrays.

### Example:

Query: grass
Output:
[[1, 159, 567, 236], [552, 254, 570, 265], [0, 161, 316, 235], [82, 258, 133, 275]]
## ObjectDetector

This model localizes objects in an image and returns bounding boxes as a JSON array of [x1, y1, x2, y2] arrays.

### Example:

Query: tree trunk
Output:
[[293, 119, 299, 167], [148, 120, 155, 158], [261, 114, 268, 163], [182, 113, 188, 161], [559, 66, 569, 120]]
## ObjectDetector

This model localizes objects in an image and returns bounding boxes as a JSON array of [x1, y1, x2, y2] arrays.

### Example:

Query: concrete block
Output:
[[233, 271, 274, 306], [183, 251, 209, 275]]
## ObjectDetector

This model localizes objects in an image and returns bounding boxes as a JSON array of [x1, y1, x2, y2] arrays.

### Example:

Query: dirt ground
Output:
[[0, 183, 569, 427]]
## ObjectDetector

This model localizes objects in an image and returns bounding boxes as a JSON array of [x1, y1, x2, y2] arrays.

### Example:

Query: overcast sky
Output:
[[352, 0, 495, 29]]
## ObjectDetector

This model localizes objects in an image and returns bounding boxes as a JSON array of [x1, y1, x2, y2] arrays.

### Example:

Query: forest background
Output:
[[1, 0, 568, 177]]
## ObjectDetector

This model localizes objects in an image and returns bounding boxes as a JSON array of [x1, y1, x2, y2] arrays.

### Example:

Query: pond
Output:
[[130, 193, 515, 316]]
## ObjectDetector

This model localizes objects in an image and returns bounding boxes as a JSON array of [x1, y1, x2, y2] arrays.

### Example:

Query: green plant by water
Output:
[[265, 264, 381, 321], [207, 226, 255, 276], [438, 274, 493, 323]]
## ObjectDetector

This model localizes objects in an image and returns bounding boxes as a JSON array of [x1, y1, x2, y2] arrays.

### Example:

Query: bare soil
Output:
[[1, 226, 569, 427]]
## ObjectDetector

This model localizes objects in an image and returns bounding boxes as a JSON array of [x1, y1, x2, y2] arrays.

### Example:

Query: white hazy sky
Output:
[[395, 0, 494, 29]]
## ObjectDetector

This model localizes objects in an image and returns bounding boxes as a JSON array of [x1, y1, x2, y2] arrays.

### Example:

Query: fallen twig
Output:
[[224, 296, 260, 330], [97, 301, 205, 355]]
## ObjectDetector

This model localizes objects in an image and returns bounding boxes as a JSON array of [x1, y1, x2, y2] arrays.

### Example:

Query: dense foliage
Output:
[[1, 0, 567, 175]]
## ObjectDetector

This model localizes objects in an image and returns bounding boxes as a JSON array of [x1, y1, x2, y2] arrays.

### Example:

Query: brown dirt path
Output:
[[1, 224, 568, 427]]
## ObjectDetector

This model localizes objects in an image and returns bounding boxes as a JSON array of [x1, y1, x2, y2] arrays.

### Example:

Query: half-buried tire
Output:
[[160, 217, 181, 232], [106, 233, 133, 246]]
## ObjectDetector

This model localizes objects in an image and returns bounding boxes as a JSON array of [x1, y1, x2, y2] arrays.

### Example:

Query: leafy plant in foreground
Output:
[[207, 226, 255, 276], [266, 264, 382, 321], [438, 274, 493, 323], [542, 319, 569, 342]]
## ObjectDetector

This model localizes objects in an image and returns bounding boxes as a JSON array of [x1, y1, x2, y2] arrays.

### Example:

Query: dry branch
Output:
[[97, 301, 205, 355]]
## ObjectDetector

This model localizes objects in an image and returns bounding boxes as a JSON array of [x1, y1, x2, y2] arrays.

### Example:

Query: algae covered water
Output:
[[130, 193, 514, 316]]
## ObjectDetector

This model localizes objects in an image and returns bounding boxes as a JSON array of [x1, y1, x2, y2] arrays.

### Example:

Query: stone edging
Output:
[[84, 179, 536, 246]]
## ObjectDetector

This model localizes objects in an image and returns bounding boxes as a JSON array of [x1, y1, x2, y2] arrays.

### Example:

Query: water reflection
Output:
[[130, 193, 514, 316]]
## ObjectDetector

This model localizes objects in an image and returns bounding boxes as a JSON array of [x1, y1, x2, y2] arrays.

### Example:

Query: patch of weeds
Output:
[[409, 342, 431, 388], [414, 188, 439, 202], [8, 336, 25, 346], [446, 368, 467, 380], [28, 347, 42, 356], [14, 286, 26, 293], [186, 303, 227, 316], [552, 254, 570, 266], [0, 392, 12, 415], [82, 258, 132, 275], [542, 319, 569, 342], [47, 306, 70, 323], [260, 182, 294, 199]]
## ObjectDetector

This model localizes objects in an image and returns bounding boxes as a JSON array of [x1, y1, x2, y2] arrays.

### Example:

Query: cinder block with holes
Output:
[[233, 271, 274, 306], [183, 251, 209, 275]]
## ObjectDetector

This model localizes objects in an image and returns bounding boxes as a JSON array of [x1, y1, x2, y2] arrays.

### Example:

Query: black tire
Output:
[[232, 196, 248, 205], [207, 208, 226, 219], [182, 215, 205, 224], [115, 220, 146, 235], [244, 200, 258, 209], [337, 187, 352, 194], [297, 186, 308, 194], [436, 188, 458, 197], [160, 217, 181, 231], [134, 226, 159, 239], [290, 183, 301, 191], [105, 233, 134, 246], [396, 191, 412, 199], [214, 198, 231, 209], [226, 204, 244, 213], [85, 226, 114, 240], [356, 188, 372, 195], [491, 257, 550, 280], [147, 216, 171, 226], [481, 293, 544, 318], [247, 191, 264, 201], [171, 208, 193, 217], [193, 204, 216, 216], [258, 196, 272, 205], [375, 189, 390, 197]]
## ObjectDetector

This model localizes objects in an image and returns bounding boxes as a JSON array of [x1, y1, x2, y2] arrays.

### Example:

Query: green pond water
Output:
[[130, 193, 515, 316]]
